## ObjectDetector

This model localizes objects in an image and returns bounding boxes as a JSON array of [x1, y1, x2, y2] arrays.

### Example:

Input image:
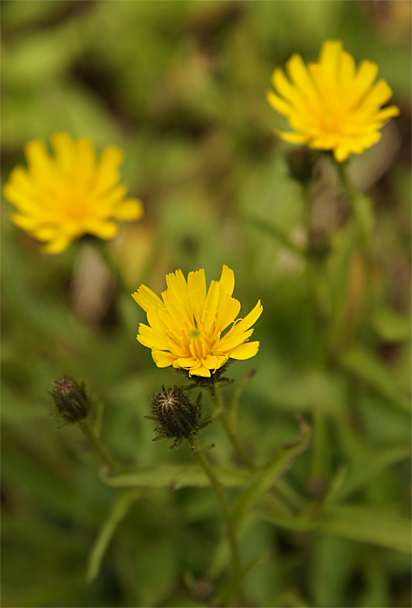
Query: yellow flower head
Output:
[[267, 40, 400, 162], [2, 133, 144, 253], [133, 265, 263, 378]]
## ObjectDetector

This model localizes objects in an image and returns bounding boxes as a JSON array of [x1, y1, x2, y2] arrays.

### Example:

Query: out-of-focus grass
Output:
[[1, 1, 411, 607]]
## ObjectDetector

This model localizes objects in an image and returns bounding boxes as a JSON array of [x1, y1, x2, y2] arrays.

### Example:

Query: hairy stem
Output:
[[80, 421, 119, 470], [188, 436, 241, 577], [211, 386, 256, 469]]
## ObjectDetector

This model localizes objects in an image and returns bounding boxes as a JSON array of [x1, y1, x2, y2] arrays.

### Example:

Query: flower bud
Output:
[[285, 147, 318, 185], [50, 377, 92, 423], [151, 386, 200, 439]]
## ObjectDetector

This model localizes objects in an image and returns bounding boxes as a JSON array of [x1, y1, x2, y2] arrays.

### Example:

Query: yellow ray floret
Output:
[[132, 265, 263, 377], [2, 133, 144, 253], [267, 40, 400, 162]]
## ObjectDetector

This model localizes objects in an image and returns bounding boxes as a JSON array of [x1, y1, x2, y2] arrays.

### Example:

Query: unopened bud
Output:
[[50, 377, 91, 423], [286, 147, 318, 185], [151, 386, 200, 439]]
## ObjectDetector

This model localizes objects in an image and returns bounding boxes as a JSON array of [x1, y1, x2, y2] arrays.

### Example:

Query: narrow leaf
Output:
[[85, 489, 140, 582], [340, 347, 411, 412], [259, 506, 411, 553], [101, 464, 252, 490], [215, 552, 270, 606], [335, 445, 411, 501], [321, 506, 411, 554], [229, 369, 256, 431], [231, 418, 311, 527]]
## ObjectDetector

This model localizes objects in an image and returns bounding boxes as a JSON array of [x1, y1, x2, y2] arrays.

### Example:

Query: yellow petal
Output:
[[272, 68, 300, 103], [137, 324, 169, 350], [173, 356, 199, 369], [40, 235, 72, 254], [286, 53, 320, 107], [219, 265, 235, 296], [166, 269, 192, 321], [86, 221, 118, 240], [373, 105, 400, 122], [10, 213, 41, 231], [267, 91, 291, 116], [92, 146, 124, 197], [52, 133, 75, 177], [132, 285, 164, 312], [202, 280, 220, 334], [360, 79, 393, 111], [276, 130, 311, 144], [188, 269, 207, 324], [340, 50, 356, 85], [152, 350, 177, 368], [217, 328, 254, 352], [230, 341, 260, 360], [319, 40, 343, 74], [353, 60, 379, 105], [231, 300, 263, 335], [113, 198, 144, 220], [190, 364, 211, 378], [215, 294, 241, 333], [73, 138, 96, 188], [333, 146, 351, 163]]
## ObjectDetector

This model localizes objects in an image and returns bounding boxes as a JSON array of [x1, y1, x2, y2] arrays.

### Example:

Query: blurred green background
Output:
[[1, 1, 411, 607]]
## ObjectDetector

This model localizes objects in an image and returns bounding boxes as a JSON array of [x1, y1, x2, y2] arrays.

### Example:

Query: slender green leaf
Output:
[[340, 347, 411, 412], [321, 506, 411, 554], [101, 464, 252, 490], [85, 489, 140, 582], [242, 213, 306, 255], [371, 308, 411, 343], [258, 511, 316, 532], [231, 419, 311, 527], [335, 445, 411, 501], [229, 369, 256, 432], [259, 506, 411, 553], [215, 552, 270, 607]]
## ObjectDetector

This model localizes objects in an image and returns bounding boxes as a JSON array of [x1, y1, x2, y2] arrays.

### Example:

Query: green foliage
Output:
[[2, 1, 411, 607]]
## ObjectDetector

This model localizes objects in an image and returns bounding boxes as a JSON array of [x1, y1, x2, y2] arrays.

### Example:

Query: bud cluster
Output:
[[50, 376, 92, 423], [151, 386, 200, 439]]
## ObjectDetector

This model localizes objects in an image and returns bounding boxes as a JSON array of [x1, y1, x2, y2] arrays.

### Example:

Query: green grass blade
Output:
[[231, 418, 312, 527], [85, 489, 140, 583]]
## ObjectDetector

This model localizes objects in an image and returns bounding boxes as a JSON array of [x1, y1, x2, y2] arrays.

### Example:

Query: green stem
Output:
[[211, 386, 256, 470], [80, 421, 119, 470], [335, 158, 373, 326], [335, 161, 370, 252], [211, 386, 298, 516], [188, 436, 241, 577], [243, 213, 309, 257], [91, 238, 124, 286]]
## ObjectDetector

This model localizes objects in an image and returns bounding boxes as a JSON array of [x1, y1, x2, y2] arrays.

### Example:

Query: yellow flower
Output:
[[2, 133, 144, 253], [133, 265, 263, 377], [267, 40, 400, 162]]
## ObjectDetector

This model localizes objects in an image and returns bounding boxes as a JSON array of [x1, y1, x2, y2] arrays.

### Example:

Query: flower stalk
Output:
[[335, 161, 368, 247], [80, 421, 119, 471], [187, 435, 241, 578], [209, 385, 256, 470]]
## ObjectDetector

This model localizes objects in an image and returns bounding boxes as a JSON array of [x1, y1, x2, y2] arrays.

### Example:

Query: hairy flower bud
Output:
[[285, 147, 318, 185], [50, 377, 92, 423], [151, 386, 200, 439]]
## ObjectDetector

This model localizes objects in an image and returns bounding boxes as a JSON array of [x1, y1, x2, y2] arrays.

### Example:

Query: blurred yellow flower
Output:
[[133, 265, 263, 377], [3, 133, 143, 253], [267, 40, 400, 162]]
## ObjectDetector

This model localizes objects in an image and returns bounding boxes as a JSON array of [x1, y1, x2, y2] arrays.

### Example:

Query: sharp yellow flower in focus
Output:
[[2, 133, 144, 253], [267, 40, 400, 162], [133, 265, 263, 378]]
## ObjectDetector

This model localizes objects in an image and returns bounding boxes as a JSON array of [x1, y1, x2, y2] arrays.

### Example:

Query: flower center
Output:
[[189, 328, 202, 340], [62, 191, 90, 223]]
